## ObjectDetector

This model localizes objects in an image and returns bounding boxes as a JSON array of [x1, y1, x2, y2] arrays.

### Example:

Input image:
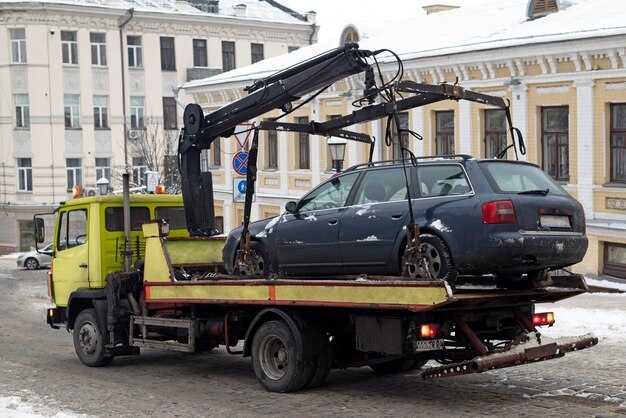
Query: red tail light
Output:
[[482, 200, 516, 224], [419, 323, 440, 339], [532, 312, 555, 327]]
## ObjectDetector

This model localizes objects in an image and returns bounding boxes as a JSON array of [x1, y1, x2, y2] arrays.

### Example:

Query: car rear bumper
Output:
[[457, 230, 588, 274]]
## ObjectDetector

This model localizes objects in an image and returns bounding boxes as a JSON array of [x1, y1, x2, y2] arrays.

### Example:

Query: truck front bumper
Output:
[[46, 307, 66, 329]]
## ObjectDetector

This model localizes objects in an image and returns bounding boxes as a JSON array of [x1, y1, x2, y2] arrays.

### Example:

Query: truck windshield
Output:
[[480, 162, 567, 196]]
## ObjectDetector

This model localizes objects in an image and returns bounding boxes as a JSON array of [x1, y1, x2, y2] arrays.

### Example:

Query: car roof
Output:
[[344, 156, 537, 173]]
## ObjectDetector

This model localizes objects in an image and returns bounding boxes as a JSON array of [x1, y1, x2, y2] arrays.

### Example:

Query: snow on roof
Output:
[[183, 0, 626, 90], [0, 0, 308, 25]]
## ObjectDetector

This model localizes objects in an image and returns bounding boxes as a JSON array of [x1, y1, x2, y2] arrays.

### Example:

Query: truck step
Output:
[[130, 315, 196, 353]]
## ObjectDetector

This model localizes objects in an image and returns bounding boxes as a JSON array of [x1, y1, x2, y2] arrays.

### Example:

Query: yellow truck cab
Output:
[[43, 194, 190, 325]]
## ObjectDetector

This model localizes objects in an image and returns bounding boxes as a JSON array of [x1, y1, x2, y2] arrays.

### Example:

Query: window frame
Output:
[[93, 95, 108, 129], [64, 94, 81, 129], [160, 36, 176, 71], [127, 35, 143, 68], [417, 163, 474, 199], [610, 103, 626, 184], [162, 97, 178, 130], [265, 120, 278, 170], [95, 157, 111, 182], [10, 28, 27, 64], [435, 111, 455, 156], [251, 43, 264, 64], [129, 96, 144, 130], [90, 32, 107, 66], [192, 39, 208, 67], [17, 158, 33, 192], [14, 94, 30, 129], [66, 158, 82, 192], [297, 172, 360, 213], [604, 242, 626, 279], [483, 109, 508, 158], [57, 208, 88, 251], [61, 30, 78, 65], [212, 138, 222, 167], [296, 116, 310, 169], [132, 156, 147, 187], [221, 41, 236, 72], [541, 105, 569, 182]]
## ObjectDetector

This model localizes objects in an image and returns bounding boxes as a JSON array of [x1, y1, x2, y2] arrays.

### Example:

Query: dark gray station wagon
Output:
[[224, 156, 588, 282]]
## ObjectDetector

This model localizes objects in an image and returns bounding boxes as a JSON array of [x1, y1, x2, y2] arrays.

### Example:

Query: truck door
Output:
[[53, 208, 89, 307]]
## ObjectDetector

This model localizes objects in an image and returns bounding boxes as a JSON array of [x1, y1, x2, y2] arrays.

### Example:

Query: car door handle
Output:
[[391, 214, 403, 220], [328, 219, 338, 226], [79, 263, 88, 268]]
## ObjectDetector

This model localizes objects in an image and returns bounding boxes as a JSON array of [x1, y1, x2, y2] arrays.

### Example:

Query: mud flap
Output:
[[421, 333, 598, 379]]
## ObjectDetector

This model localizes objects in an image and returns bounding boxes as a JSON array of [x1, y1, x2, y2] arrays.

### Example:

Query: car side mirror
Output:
[[34, 218, 45, 243], [285, 201, 298, 214]]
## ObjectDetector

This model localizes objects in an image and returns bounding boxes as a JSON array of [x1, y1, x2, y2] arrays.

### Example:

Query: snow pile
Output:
[[585, 276, 626, 292], [0, 396, 87, 418]]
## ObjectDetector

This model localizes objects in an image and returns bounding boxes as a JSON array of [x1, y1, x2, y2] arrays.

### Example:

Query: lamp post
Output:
[[96, 177, 110, 195], [327, 136, 347, 172]]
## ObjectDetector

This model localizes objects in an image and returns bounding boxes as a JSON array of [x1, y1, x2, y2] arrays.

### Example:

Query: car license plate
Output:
[[540, 215, 571, 228], [415, 339, 444, 352]]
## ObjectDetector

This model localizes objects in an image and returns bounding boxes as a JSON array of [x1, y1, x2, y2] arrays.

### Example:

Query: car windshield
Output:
[[481, 162, 567, 195]]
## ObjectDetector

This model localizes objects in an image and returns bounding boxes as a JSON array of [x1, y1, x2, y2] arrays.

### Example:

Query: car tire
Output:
[[251, 320, 315, 393], [234, 241, 271, 277], [402, 233, 457, 283], [24, 257, 39, 270], [72, 308, 113, 367]]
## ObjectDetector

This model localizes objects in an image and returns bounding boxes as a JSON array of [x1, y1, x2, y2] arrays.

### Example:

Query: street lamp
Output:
[[327, 136, 347, 172], [96, 177, 110, 195]]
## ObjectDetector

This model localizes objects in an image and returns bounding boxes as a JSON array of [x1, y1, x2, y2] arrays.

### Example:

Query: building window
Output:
[[610, 103, 626, 183], [95, 157, 111, 182], [214, 216, 224, 234], [160, 37, 176, 71], [288, 46, 299, 53], [10, 28, 27, 64], [64, 94, 80, 128], [193, 39, 208, 67], [391, 112, 409, 160], [266, 121, 278, 169], [541, 106, 569, 182], [132, 157, 147, 187], [296, 116, 310, 169], [127, 35, 143, 68], [162, 97, 177, 130], [14, 94, 30, 129], [61, 31, 78, 65], [604, 242, 626, 279], [212, 138, 221, 167], [17, 158, 32, 192], [90, 32, 106, 66], [251, 43, 264, 64], [435, 111, 455, 155], [130, 96, 144, 130], [93, 95, 108, 129], [484, 109, 507, 158], [222, 41, 236, 72], [66, 158, 82, 191]]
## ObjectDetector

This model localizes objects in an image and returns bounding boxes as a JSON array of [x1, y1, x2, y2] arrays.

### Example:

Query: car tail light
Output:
[[532, 312, 555, 327], [482, 200, 516, 224], [419, 323, 440, 339]]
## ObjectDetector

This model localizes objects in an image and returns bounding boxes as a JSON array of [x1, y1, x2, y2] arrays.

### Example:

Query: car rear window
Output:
[[480, 162, 567, 195], [418, 165, 472, 197], [105, 207, 150, 231], [155, 206, 187, 230]]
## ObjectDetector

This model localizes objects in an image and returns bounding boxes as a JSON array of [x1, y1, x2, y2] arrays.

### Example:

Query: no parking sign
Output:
[[232, 151, 249, 176]]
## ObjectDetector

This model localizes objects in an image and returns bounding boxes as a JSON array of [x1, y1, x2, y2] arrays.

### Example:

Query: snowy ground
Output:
[[0, 395, 86, 418]]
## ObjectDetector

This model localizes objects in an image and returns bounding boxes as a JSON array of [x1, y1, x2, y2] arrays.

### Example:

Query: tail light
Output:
[[532, 312, 555, 327], [482, 200, 516, 224], [419, 323, 440, 339]]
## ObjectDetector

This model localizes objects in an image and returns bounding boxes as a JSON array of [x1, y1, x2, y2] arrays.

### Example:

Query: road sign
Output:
[[232, 151, 249, 175], [233, 177, 254, 203], [234, 123, 255, 150]]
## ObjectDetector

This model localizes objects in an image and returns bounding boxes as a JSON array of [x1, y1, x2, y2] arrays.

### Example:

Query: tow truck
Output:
[[38, 44, 597, 392]]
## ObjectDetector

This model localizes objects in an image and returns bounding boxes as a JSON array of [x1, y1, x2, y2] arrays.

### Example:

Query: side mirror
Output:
[[285, 201, 298, 214], [34, 218, 45, 243]]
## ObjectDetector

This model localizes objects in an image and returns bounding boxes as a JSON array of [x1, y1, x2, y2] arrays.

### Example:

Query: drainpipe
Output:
[[118, 8, 134, 272], [305, 11, 318, 45]]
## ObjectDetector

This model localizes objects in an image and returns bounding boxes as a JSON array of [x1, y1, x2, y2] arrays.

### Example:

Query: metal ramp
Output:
[[130, 316, 196, 353]]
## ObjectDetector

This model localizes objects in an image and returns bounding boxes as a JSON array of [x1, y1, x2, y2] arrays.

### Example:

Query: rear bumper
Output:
[[457, 231, 588, 274]]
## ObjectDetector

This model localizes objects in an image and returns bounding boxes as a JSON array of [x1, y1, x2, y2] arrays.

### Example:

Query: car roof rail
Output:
[[344, 154, 473, 172]]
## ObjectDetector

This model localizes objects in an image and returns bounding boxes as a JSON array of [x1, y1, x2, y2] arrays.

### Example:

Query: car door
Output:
[[339, 166, 416, 271], [52, 207, 89, 306], [275, 172, 359, 274]]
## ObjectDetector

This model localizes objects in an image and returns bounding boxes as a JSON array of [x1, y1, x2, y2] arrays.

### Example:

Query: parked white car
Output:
[[16, 243, 52, 270]]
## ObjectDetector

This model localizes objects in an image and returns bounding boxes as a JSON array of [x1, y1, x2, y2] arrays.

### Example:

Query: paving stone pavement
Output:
[[1, 259, 625, 417]]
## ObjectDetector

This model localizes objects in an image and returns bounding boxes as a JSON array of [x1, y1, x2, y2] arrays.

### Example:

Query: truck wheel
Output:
[[369, 357, 417, 375], [72, 309, 112, 367], [251, 320, 314, 393], [306, 341, 333, 389]]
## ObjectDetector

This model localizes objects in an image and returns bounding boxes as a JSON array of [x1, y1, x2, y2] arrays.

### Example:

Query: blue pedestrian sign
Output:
[[232, 151, 249, 175], [233, 178, 254, 203], [237, 180, 247, 194]]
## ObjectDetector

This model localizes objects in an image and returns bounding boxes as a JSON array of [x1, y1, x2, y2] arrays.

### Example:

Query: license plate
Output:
[[415, 339, 444, 352], [540, 215, 571, 228]]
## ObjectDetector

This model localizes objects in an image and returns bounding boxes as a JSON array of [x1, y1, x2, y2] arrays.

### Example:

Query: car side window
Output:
[[354, 167, 413, 205], [298, 173, 358, 212], [419, 165, 471, 197], [57, 209, 87, 251]]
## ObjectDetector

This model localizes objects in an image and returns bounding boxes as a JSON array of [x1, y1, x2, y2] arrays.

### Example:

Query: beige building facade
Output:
[[183, 2, 626, 281], [0, 0, 315, 251]]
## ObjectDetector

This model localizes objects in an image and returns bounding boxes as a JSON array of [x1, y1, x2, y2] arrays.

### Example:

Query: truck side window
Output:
[[419, 165, 471, 197], [57, 209, 88, 251], [155, 207, 187, 230], [105, 207, 150, 231]]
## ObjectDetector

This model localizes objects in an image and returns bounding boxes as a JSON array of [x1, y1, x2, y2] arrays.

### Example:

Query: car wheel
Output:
[[234, 241, 271, 277], [72, 309, 113, 367], [24, 257, 39, 270], [402, 233, 457, 282]]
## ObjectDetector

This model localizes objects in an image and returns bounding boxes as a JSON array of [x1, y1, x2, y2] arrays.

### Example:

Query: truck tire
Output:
[[369, 357, 419, 375], [72, 308, 112, 367], [251, 320, 314, 393], [306, 341, 333, 389]]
